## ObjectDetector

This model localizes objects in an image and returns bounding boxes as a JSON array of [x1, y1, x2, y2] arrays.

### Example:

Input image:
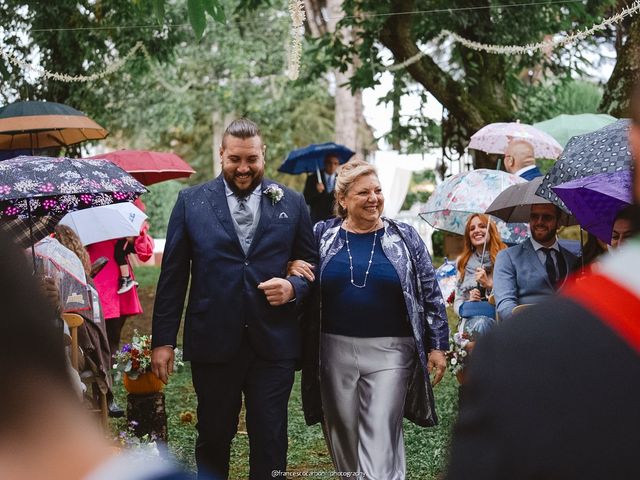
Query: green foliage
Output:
[[144, 181, 186, 238], [293, 0, 617, 152], [96, 0, 334, 192], [112, 369, 460, 478], [401, 169, 436, 210], [519, 80, 604, 124], [432, 230, 445, 259], [0, 1, 186, 110]]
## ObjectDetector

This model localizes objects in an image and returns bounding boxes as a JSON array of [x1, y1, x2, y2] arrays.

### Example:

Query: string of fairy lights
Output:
[[0, 0, 637, 84]]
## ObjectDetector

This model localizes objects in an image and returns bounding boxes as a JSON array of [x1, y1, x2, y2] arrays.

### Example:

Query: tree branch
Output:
[[379, 0, 487, 132]]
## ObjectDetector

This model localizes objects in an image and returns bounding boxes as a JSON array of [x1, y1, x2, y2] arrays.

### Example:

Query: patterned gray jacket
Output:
[[301, 216, 449, 427]]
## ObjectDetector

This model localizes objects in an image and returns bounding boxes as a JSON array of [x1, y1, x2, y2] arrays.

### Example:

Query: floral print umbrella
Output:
[[469, 122, 564, 159], [0, 155, 146, 218], [420, 169, 530, 244]]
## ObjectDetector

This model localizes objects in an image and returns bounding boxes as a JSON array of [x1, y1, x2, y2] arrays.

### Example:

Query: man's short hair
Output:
[[222, 118, 262, 147]]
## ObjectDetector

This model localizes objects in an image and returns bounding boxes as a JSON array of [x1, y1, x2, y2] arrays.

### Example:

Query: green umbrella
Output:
[[533, 113, 617, 147]]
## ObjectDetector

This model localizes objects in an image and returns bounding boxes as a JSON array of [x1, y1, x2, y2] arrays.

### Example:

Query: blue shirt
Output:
[[321, 228, 411, 337]]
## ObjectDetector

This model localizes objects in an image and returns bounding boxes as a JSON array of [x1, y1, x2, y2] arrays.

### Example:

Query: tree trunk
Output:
[[127, 392, 168, 442], [600, 17, 640, 117], [325, 0, 366, 157], [379, 0, 515, 167], [211, 111, 235, 177]]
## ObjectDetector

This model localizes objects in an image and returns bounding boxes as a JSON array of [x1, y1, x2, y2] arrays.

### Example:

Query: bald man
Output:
[[447, 86, 640, 480], [504, 140, 542, 180]]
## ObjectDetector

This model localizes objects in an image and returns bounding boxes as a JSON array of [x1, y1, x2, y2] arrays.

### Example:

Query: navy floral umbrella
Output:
[[0, 155, 146, 266], [0, 155, 146, 218]]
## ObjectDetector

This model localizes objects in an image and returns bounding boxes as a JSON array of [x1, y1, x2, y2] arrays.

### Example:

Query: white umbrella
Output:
[[469, 121, 564, 159], [60, 202, 147, 246]]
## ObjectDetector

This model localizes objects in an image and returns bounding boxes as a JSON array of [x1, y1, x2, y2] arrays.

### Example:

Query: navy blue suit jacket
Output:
[[152, 176, 317, 363]]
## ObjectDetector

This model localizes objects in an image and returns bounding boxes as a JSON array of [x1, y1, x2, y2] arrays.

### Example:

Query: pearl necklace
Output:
[[345, 228, 378, 288]]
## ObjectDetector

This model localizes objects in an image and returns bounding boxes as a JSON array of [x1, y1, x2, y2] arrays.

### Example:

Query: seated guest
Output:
[[611, 207, 634, 248], [54, 225, 120, 417], [454, 214, 506, 335], [493, 203, 578, 321], [504, 139, 542, 180], [0, 231, 196, 480]]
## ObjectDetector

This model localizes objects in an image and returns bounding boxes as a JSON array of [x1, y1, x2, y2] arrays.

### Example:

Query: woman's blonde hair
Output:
[[457, 213, 507, 281], [54, 225, 91, 277], [333, 159, 378, 219]]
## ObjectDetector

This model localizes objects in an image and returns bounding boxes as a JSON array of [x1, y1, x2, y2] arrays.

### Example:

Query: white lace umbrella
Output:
[[469, 122, 563, 159], [33, 236, 90, 313]]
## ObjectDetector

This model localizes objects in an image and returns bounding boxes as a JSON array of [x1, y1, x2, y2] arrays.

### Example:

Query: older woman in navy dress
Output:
[[292, 160, 449, 480]]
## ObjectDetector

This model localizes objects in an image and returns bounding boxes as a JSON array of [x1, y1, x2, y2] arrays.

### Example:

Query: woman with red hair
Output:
[[454, 214, 506, 334]]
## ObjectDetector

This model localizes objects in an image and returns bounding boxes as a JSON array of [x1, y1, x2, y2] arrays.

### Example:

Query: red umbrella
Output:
[[88, 150, 195, 185]]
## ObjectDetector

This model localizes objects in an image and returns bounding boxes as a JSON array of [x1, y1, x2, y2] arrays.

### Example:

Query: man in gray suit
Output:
[[493, 203, 578, 320]]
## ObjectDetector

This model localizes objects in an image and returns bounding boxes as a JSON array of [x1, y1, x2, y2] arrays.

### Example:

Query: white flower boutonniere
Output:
[[264, 184, 284, 205]]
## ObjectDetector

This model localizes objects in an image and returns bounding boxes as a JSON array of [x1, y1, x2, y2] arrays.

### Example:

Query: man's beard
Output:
[[224, 171, 264, 199], [532, 228, 556, 244]]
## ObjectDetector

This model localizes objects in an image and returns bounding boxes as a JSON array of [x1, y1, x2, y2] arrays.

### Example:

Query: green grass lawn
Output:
[[114, 265, 460, 479]]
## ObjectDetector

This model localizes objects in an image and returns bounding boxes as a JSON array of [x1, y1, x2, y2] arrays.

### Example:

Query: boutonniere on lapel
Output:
[[263, 184, 284, 205]]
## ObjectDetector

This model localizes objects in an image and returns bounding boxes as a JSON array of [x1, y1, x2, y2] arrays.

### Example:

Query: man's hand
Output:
[[427, 349, 447, 386], [151, 346, 175, 385], [287, 260, 315, 282], [316, 182, 325, 193], [258, 278, 295, 306]]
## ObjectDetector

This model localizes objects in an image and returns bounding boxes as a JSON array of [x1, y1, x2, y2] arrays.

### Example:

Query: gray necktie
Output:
[[232, 197, 254, 252]]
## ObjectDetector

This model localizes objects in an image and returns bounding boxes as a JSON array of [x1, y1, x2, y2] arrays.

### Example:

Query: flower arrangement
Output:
[[116, 421, 160, 459], [113, 330, 183, 380], [445, 331, 471, 375], [263, 184, 284, 205]]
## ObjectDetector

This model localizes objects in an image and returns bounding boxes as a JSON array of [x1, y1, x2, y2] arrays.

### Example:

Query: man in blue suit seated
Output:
[[504, 139, 543, 181], [493, 203, 578, 321], [151, 118, 317, 479]]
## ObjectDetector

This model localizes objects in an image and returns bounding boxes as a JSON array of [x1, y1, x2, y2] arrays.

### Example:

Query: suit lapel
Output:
[[523, 238, 553, 288], [205, 176, 244, 254], [247, 181, 276, 256]]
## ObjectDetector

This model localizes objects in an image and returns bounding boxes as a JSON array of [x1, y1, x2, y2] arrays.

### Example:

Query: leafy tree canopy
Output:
[[299, 0, 620, 164]]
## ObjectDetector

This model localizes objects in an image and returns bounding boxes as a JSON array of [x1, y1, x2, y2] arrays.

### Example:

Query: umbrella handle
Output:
[[316, 167, 322, 184], [28, 199, 37, 274]]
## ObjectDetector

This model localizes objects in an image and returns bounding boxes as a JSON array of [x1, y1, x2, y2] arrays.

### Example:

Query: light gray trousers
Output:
[[320, 333, 415, 480]]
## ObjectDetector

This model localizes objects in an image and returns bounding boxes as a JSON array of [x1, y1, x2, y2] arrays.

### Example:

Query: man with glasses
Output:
[[492, 202, 578, 321], [504, 139, 543, 180], [447, 86, 640, 480]]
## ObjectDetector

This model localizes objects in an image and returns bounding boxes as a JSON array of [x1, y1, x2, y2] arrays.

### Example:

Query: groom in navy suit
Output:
[[151, 119, 317, 479]]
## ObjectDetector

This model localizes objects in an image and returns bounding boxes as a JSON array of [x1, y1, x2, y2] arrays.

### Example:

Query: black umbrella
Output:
[[0, 101, 108, 151]]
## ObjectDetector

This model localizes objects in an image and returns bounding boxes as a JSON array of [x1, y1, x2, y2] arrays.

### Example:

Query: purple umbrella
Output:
[[551, 170, 632, 244]]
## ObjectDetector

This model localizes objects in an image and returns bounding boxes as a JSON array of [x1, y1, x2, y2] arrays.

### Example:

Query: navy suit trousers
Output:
[[191, 334, 296, 480]]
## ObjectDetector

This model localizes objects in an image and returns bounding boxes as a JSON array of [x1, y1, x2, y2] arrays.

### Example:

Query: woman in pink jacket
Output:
[[87, 222, 154, 358]]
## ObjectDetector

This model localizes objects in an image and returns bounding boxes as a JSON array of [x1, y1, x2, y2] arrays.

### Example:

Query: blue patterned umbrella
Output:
[[536, 119, 632, 212], [0, 155, 146, 218]]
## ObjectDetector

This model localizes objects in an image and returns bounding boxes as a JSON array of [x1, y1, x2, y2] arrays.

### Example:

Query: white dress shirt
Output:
[[530, 237, 561, 278]]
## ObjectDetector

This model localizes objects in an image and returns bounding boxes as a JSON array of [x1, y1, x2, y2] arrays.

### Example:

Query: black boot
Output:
[[107, 393, 125, 418]]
